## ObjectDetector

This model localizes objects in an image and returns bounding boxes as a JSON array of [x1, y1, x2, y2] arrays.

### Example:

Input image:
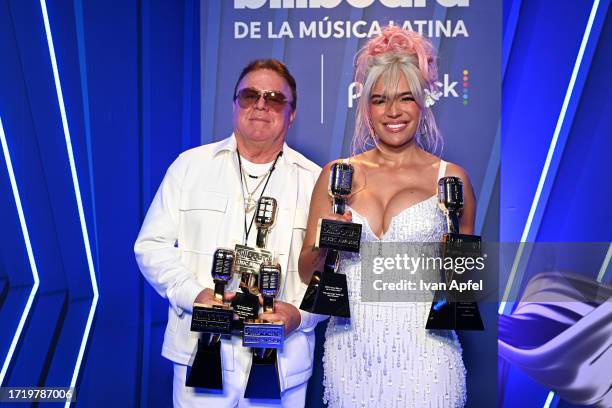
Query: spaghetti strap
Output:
[[437, 160, 447, 180]]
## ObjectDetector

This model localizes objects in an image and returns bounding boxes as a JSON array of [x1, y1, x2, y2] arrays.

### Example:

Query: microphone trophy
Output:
[[187, 248, 236, 389], [300, 162, 361, 318], [426, 177, 484, 330], [231, 197, 277, 323], [243, 263, 284, 399]]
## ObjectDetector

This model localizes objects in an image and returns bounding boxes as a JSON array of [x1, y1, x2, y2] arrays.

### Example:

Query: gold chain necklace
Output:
[[240, 165, 272, 212], [236, 149, 283, 245]]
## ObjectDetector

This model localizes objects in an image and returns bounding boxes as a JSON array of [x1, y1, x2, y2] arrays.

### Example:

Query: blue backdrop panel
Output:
[[501, 0, 593, 243], [501, 1, 612, 408], [0, 0, 90, 392], [537, 6, 612, 244], [74, 1, 142, 406], [0, 125, 33, 387]]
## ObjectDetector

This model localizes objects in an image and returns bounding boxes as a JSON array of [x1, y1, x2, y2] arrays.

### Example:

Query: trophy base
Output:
[[243, 349, 281, 400], [442, 232, 482, 253], [300, 271, 350, 318], [243, 320, 284, 349], [231, 292, 260, 321], [427, 231, 484, 330], [425, 295, 484, 331], [316, 219, 362, 253], [186, 337, 223, 390]]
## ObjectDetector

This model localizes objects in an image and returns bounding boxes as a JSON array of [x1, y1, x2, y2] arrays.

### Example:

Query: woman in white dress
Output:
[[298, 26, 476, 407]]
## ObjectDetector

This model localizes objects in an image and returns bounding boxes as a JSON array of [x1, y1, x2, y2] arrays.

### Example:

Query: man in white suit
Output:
[[135, 59, 323, 407]]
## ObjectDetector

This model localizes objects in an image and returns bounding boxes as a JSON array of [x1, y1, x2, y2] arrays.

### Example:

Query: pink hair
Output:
[[352, 25, 442, 155], [355, 25, 437, 85]]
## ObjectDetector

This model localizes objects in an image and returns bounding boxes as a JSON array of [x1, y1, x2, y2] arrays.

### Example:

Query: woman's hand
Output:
[[321, 209, 353, 224]]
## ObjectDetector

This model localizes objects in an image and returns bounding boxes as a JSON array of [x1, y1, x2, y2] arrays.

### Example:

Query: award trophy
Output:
[[187, 248, 236, 389], [243, 263, 284, 399], [231, 197, 277, 323], [426, 177, 484, 331], [300, 162, 361, 318]]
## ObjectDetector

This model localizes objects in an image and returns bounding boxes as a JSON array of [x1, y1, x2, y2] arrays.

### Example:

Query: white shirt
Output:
[[134, 134, 323, 391]]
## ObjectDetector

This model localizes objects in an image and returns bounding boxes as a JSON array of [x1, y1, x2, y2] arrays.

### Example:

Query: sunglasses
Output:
[[234, 88, 290, 112]]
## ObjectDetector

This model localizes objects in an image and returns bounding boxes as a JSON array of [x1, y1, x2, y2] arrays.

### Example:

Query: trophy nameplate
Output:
[[233, 244, 274, 277], [243, 320, 285, 348], [316, 219, 362, 253], [191, 304, 234, 334]]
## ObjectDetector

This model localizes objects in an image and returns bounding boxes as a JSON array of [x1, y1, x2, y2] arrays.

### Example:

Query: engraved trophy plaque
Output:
[[426, 177, 484, 331], [231, 197, 277, 322], [243, 263, 284, 399], [187, 248, 236, 389], [301, 162, 360, 318]]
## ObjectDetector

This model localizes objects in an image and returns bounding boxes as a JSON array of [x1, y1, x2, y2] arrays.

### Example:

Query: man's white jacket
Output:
[[134, 134, 323, 391]]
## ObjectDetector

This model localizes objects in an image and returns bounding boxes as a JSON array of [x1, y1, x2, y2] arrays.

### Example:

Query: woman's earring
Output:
[[418, 119, 429, 137], [370, 132, 379, 146]]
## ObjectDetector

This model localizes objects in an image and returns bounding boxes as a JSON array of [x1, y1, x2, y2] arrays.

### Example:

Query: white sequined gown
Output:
[[322, 161, 467, 408]]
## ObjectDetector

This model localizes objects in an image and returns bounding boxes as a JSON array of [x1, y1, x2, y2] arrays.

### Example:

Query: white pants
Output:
[[172, 363, 307, 408]]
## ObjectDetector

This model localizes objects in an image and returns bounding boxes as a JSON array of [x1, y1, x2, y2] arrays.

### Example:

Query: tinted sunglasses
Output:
[[234, 88, 290, 112]]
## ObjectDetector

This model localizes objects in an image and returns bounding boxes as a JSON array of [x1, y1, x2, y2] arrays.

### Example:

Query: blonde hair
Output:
[[352, 26, 442, 156]]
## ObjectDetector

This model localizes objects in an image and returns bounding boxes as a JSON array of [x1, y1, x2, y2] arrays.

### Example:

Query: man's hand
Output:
[[261, 301, 302, 336], [193, 288, 236, 306]]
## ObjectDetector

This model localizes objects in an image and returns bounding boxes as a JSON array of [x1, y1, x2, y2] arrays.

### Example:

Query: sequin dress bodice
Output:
[[322, 161, 467, 408]]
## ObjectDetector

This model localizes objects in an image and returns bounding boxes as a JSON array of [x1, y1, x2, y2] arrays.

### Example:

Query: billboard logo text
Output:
[[235, 0, 469, 9]]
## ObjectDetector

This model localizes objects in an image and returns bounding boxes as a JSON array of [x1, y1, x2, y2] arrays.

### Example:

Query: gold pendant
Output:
[[244, 197, 256, 212]]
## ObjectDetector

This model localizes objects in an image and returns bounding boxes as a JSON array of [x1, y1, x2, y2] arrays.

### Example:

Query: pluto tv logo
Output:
[[235, 0, 469, 9], [348, 72, 466, 108]]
